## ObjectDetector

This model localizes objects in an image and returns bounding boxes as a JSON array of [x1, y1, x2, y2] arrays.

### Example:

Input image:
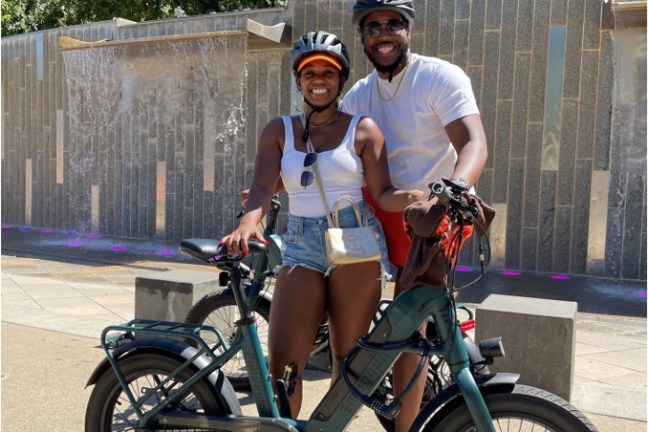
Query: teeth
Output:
[[378, 45, 393, 53], [312, 88, 327, 94]]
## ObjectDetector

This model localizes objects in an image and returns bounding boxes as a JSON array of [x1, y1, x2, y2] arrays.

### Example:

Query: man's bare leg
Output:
[[392, 272, 428, 432]]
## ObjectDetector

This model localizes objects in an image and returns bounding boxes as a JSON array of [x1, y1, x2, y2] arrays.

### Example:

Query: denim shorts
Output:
[[280, 200, 391, 280]]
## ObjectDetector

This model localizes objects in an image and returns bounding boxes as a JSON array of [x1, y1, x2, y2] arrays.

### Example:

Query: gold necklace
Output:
[[375, 62, 410, 102], [309, 109, 340, 128]]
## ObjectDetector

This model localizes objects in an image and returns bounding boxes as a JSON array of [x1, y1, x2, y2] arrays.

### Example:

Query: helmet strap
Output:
[[373, 50, 406, 83], [301, 83, 344, 143]]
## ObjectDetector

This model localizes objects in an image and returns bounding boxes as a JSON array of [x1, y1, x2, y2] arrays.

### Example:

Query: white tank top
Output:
[[281, 115, 365, 217], [340, 53, 480, 192]]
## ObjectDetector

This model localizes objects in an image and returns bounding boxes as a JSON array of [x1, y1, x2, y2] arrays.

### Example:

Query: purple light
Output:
[[156, 248, 173, 256], [502, 270, 521, 277], [41, 228, 54, 234], [2, 224, 13, 229], [551, 273, 570, 280], [112, 245, 127, 252], [65, 231, 77, 237], [86, 233, 100, 239], [455, 266, 471, 273], [19, 226, 31, 232], [67, 239, 84, 247]]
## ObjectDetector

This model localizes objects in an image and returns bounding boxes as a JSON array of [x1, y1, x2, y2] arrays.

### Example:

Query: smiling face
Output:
[[360, 9, 411, 76], [296, 58, 345, 108]]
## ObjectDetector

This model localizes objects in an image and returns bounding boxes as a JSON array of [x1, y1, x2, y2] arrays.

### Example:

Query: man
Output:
[[340, 1, 488, 430]]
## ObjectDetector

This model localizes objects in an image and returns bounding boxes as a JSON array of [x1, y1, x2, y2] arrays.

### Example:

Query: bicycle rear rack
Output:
[[100, 319, 234, 426], [102, 319, 229, 357]]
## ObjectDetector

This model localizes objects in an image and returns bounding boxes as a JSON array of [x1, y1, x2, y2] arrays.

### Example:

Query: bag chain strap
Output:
[[304, 135, 336, 227]]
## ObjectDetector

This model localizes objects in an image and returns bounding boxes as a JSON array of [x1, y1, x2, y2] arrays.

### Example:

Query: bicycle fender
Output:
[[410, 372, 519, 431], [86, 337, 242, 415]]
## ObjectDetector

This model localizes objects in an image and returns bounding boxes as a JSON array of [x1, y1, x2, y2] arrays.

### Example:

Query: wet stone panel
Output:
[[541, 26, 567, 172], [61, 35, 248, 241]]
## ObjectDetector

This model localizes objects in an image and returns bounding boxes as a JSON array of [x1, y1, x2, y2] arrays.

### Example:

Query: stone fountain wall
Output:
[[1, 2, 645, 280]]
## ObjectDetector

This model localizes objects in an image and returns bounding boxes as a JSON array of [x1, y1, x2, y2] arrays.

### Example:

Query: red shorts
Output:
[[362, 186, 411, 268]]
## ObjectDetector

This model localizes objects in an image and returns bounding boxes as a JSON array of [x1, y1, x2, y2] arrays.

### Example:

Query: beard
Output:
[[364, 42, 410, 74]]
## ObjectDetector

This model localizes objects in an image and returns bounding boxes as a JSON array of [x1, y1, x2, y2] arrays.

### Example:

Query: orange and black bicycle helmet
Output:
[[291, 31, 351, 80]]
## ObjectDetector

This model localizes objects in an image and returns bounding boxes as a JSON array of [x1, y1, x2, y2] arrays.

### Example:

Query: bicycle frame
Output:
[[92, 181, 601, 432], [303, 284, 494, 432], [100, 252, 495, 432]]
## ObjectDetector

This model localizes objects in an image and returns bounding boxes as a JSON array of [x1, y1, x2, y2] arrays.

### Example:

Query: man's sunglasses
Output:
[[300, 152, 318, 188], [362, 19, 409, 38]]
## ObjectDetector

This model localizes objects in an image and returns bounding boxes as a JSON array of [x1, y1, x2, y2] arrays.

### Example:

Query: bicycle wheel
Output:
[[185, 286, 271, 391], [85, 353, 230, 431], [419, 384, 598, 432]]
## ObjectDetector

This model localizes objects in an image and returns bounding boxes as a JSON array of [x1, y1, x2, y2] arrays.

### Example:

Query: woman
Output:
[[222, 30, 423, 417]]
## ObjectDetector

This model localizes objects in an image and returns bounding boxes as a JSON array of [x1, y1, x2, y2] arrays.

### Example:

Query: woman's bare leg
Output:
[[268, 265, 327, 417], [326, 262, 382, 384]]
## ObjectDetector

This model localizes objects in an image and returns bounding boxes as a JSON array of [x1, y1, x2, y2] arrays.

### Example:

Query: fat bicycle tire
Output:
[[185, 285, 271, 391], [418, 383, 598, 432], [85, 353, 231, 432]]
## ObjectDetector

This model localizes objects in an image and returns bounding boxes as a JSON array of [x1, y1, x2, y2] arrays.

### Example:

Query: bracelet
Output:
[[407, 190, 417, 205], [450, 177, 470, 189]]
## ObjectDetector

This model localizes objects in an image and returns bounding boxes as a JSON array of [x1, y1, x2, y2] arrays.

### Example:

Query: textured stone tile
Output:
[[511, 52, 530, 159], [454, 18, 470, 70], [538, 171, 557, 272], [557, 99, 578, 205], [486, 0, 502, 30], [497, 1, 517, 100], [571, 160, 592, 274], [551, 206, 572, 273], [564, 1, 585, 99], [595, 31, 613, 171], [577, 50, 600, 160], [523, 123, 543, 226], [521, 227, 538, 270], [583, 0, 602, 49], [528, 0, 549, 122], [439, 0, 456, 56], [468, 0, 485, 66], [621, 174, 646, 280], [505, 159, 525, 268], [493, 100, 512, 203]]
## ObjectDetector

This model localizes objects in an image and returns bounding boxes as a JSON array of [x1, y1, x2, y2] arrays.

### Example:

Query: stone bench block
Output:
[[135, 269, 220, 321], [475, 294, 577, 401]]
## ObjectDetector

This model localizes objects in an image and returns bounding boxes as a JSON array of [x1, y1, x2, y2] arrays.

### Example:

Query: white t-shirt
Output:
[[280, 115, 365, 217], [340, 53, 479, 192]]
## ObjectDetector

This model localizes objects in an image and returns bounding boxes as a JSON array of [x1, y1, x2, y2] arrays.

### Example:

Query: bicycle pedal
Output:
[[282, 362, 298, 396]]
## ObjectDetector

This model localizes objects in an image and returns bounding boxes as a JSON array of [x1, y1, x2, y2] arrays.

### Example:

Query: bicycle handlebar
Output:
[[429, 179, 479, 222], [179, 238, 268, 264]]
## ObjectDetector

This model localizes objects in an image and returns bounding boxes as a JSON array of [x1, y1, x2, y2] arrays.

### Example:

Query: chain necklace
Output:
[[375, 62, 411, 102], [309, 109, 340, 128]]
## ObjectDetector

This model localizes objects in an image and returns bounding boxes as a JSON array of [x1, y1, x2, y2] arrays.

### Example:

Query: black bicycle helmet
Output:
[[352, 0, 416, 31], [291, 31, 351, 80]]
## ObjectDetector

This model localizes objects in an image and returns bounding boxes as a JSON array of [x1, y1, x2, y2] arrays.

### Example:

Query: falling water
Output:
[[61, 35, 248, 242]]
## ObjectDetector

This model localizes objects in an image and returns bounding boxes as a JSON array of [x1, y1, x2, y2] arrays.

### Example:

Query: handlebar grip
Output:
[[430, 181, 453, 205], [429, 180, 479, 220]]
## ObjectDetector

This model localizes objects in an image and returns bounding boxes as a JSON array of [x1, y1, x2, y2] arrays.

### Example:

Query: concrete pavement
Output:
[[1, 227, 646, 431]]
